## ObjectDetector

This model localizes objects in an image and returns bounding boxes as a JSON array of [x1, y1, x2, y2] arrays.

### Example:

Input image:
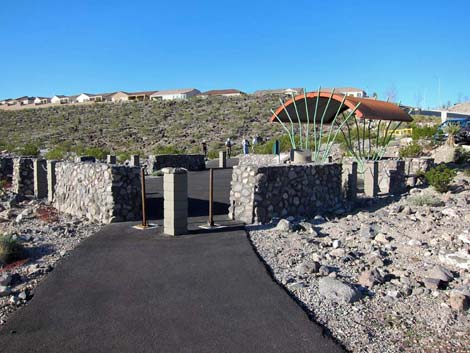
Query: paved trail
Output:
[[0, 160, 345, 352]]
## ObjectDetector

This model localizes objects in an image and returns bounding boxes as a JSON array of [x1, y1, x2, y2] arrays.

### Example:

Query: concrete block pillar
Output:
[[342, 161, 357, 201], [107, 155, 117, 164], [364, 161, 379, 198], [33, 159, 47, 199], [219, 151, 227, 168], [47, 160, 57, 203], [130, 155, 140, 167], [163, 168, 188, 235]]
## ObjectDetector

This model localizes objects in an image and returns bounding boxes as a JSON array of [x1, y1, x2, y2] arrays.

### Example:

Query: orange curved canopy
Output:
[[270, 92, 412, 123]]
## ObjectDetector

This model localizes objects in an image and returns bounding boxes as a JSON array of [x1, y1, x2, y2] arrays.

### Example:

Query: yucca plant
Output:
[[443, 123, 461, 146]]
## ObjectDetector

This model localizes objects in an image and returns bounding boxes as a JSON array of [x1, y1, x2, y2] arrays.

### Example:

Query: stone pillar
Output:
[[12, 158, 34, 197], [342, 161, 357, 201], [364, 161, 379, 198], [47, 160, 57, 203], [163, 168, 188, 235], [33, 159, 47, 199], [107, 155, 117, 164], [219, 151, 226, 168], [379, 160, 406, 195], [130, 155, 140, 167], [0, 157, 13, 181]]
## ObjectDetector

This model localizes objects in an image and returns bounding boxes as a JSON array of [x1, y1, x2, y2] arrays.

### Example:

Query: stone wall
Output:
[[403, 157, 435, 187], [147, 154, 205, 172], [0, 157, 13, 180], [53, 162, 142, 223], [229, 163, 343, 224], [378, 159, 406, 195], [12, 158, 34, 196], [237, 153, 289, 166]]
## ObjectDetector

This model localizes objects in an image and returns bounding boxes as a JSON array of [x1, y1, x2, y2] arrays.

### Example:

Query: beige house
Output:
[[150, 88, 200, 101], [253, 88, 304, 96], [200, 89, 245, 98], [76, 93, 111, 103], [322, 87, 367, 98], [110, 91, 157, 102], [34, 97, 51, 105], [17, 96, 35, 105], [51, 95, 70, 104]]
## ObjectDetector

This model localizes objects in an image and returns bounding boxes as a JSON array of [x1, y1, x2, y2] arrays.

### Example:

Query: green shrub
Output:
[[207, 150, 219, 159], [18, 143, 40, 157], [45, 147, 67, 160], [408, 194, 444, 207], [153, 145, 182, 155], [425, 165, 457, 193], [0, 235, 25, 265], [454, 147, 470, 164], [399, 143, 423, 158], [410, 124, 438, 141], [82, 147, 109, 160]]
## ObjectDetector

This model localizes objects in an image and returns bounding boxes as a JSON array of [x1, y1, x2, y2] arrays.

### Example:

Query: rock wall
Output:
[[378, 159, 407, 195], [147, 154, 205, 172], [12, 158, 34, 196], [403, 157, 435, 187], [229, 163, 343, 224], [53, 162, 142, 223], [0, 157, 13, 180], [238, 154, 288, 166]]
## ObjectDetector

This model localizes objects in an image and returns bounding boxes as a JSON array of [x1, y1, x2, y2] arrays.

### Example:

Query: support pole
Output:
[[208, 168, 214, 227], [140, 167, 148, 228]]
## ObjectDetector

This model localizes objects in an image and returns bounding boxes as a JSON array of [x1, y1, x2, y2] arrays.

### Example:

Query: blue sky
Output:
[[1, 0, 468, 108]]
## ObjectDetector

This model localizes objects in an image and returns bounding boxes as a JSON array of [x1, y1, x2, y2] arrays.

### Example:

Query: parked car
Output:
[[434, 118, 470, 144]]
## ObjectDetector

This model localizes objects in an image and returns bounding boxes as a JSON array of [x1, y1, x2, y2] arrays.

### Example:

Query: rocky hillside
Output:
[[449, 102, 470, 113], [0, 95, 283, 155]]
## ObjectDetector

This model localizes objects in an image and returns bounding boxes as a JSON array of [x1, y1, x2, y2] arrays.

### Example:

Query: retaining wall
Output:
[[53, 162, 142, 223], [229, 163, 343, 224], [147, 154, 205, 172]]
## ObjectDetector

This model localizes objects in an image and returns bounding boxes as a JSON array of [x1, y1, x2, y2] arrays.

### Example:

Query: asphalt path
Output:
[[0, 159, 345, 353]]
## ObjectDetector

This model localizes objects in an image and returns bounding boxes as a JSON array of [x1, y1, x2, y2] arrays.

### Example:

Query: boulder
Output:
[[319, 277, 362, 304], [276, 219, 292, 232], [427, 265, 453, 283], [358, 269, 383, 288], [449, 291, 470, 311]]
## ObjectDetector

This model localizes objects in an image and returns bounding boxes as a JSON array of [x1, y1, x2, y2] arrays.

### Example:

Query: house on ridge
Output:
[[34, 97, 51, 105], [150, 88, 200, 101], [51, 95, 71, 104], [200, 89, 245, 98]]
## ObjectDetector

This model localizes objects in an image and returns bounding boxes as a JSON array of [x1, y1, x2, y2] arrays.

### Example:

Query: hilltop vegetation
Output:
[[0, 95, 283, 157]]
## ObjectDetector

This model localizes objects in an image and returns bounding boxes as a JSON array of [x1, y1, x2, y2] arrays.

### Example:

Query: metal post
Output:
[[141, 167, 148, 227], [208, 168, 214, 227]]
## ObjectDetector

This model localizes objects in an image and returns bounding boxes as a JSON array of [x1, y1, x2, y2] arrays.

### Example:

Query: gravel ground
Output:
[[0, 194, 101, 324], [249, 171, 470, 353]]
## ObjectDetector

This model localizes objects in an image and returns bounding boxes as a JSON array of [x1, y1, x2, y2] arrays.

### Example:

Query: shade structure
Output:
[[270, 92, 412, 123]]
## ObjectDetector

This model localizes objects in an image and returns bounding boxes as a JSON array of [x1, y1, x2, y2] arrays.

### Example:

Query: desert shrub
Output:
[[454, 147, 470, 164], [464, 169, 470, 177], [0, 235, 25, 265], [411, 124, 439, 141], [399, 143, 423, 158], [83, 147, 109, 160], [425, 165, 457, 193], [153, 145, 182, 155], [45, 147, 67, 160], [207, 150, 219, 159], [17, 143, 40, 157], [408, 194, 444, 207]]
